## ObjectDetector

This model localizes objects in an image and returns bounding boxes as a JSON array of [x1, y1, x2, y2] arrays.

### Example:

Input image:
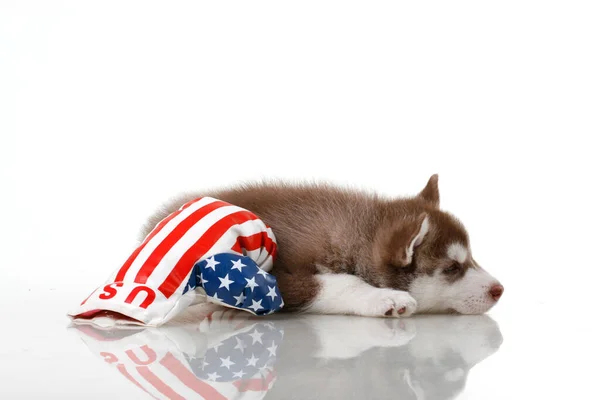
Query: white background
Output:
[[1, 1, 599, 399]]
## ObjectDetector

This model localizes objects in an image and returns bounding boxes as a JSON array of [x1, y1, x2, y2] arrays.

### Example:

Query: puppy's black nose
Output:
[[489, 284, 504, 302]]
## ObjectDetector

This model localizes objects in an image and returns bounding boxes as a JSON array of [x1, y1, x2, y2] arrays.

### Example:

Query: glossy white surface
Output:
[[2, 1, 600, 399], [0, 290, 598, 399]]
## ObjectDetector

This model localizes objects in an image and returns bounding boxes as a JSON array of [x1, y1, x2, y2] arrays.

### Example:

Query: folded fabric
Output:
[[68, 197, 284, 326]]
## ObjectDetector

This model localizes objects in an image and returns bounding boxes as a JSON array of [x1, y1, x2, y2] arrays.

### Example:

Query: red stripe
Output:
[[160, 352, 227, 400], [137, 366, 186, 400], [134, 201, 230, 284], [270, 246, 277, 261], [158, 210, 259, 298], [230, 232, 277, 257], [117, 364, 160, 400], [114, 198, 203, 282], [233, 370, 276, 392]]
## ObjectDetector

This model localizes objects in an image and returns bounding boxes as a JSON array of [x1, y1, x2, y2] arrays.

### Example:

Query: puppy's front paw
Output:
[[363, 289, 417, 318]]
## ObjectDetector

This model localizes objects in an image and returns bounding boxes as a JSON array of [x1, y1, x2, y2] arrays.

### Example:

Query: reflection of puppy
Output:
[[144, 175, 504, 318], [300, 315, 416, 360], [401, 316, 503, 400], [265, 314, 502, 400], [71, 306, 502, 400]]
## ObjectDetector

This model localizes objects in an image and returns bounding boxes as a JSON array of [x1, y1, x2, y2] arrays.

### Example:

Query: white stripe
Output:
[[116, 197, 219, 282], [248, 249, 274, 272], [146, 205, 245, 286], [265, 227, 277, 244], [254, 249, 269, 267], [246, 248, 263, 261], [120, 363, 168, 400], [258, 254, 274, 272], [165, 272, 198, 314], [202, 219, 268, 261]]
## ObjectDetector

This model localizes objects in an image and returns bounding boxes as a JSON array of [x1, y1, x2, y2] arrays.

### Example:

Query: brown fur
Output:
[[141, 175, 472, 311]]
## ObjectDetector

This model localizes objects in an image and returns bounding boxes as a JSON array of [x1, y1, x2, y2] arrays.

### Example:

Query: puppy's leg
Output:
[[306, 315, 417, 359], [307, 273, 417, 318]]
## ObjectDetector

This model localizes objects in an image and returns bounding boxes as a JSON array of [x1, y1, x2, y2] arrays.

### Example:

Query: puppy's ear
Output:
[[417, 174, 440, 207], [374, 213, 430, 267]]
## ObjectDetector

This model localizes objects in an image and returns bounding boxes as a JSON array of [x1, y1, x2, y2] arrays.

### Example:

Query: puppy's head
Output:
[[373, 175, 503, 315]]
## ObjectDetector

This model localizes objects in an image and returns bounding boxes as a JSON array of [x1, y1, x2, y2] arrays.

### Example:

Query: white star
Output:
[[249, 328, 264, 344], [266, 286, 278, 301], [197, 273, 208, 285], [210, 292, 223, 303], [218, 274, 235, 290], [246, 354, 259, 367], [233, 292, 246, 306], [231, 259, 246, 272], [206, 372, 221, 381], [234, 336, 247, 352], [256, 267, 269, 277], [245, 277, 259, 292], [187, 283, 195, 292], [220, 356, 235, 369], [248, 299, 264, 312], [201, 359, 210, 369], [232, 370, 246, 379], [205, 256, 220, 270], [267, 341, 278, 356]]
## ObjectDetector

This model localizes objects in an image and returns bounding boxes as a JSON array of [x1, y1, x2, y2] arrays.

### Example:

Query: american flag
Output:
[[72, 307, 284, 400], [68, 197, 281, 326], [184, 253, 284, 316]]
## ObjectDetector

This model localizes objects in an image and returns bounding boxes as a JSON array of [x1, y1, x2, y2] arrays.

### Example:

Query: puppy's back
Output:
[[140, 182, 381, 272]]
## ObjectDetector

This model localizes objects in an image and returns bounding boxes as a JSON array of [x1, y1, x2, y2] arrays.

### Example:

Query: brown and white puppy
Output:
[[142, 174, 503, 318]]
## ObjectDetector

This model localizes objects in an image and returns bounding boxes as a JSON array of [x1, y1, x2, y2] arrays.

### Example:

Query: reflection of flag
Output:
[[72, 308, 284, 400], [184, 320, 281, 386], [68, 197, 280, 326]]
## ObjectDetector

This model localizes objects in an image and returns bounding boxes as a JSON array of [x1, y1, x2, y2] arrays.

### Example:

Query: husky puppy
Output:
[[142, 175, 503, 317]]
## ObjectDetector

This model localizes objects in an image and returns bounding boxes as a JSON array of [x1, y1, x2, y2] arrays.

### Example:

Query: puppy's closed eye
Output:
[[443, 263, 462, 275]]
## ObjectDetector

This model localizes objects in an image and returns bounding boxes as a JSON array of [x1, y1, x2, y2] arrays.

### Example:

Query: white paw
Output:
[[360, 289, 417, 318]]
